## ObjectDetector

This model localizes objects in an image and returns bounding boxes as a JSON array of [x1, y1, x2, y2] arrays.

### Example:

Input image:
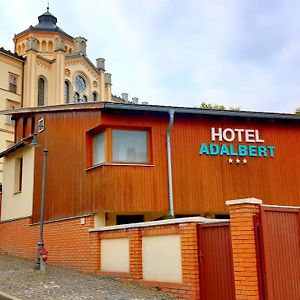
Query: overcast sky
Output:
[[1, 0, 300, 113]]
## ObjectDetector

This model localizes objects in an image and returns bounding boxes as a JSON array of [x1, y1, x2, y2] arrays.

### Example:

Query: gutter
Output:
[[167, 109, 175, 218], [104, 103, 300, 121]]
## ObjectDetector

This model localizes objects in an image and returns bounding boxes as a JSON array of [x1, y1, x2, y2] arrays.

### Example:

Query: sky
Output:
[[1, 0, 300, 113]]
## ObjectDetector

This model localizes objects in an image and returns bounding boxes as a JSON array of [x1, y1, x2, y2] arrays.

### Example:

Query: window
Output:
[[74, 92, 80, 103], [93, 92, 97, 102], [116, 215, 144, 225], [82, 95, 88, 102], [5, 100, 19, 126], [90, 129, 149, 166], [9, 74, 18, 93], [93, 132, 105, 165], [64, 81, 70, 103], [14, 157, 23, 193], [112, 130, 148, 163], [38, 77, 45, 106]]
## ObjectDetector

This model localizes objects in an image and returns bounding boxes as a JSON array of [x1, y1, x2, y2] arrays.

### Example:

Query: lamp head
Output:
[[31, 133, 39, 146]]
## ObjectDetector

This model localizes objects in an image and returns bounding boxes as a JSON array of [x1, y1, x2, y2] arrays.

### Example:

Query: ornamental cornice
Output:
[[37, 59, 51, 70], [65, 58, 100, 79]]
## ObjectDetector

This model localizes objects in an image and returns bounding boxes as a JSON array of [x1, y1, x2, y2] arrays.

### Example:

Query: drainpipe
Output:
[[167, 109, 175, 218]]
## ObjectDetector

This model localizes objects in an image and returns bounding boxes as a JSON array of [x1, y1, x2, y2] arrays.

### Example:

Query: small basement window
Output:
[[116, 215, 144, 225]]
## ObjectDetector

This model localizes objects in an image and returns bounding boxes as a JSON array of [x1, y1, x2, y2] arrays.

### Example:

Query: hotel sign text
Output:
[[199, 128, 275, 158]]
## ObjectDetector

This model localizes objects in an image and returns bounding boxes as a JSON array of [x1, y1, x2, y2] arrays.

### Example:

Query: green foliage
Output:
[[199, 102, 240, 111], [295, 107, 300, 115]]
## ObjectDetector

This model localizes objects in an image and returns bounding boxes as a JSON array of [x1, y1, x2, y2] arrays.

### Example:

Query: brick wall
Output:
[[98, 223, 200, 300], [0, 215, 100, 272], [227, 198, 262, 300]]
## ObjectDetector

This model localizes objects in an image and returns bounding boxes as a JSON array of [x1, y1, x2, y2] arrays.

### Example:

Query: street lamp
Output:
[[32, 118, 48, 271]]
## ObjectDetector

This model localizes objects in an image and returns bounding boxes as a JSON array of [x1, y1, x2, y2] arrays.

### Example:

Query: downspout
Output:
[[167, 109, 175, 218]]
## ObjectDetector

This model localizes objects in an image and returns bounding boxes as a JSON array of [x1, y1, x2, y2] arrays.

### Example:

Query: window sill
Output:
[[85, 163, 154, 171], [13, 191, 22, 195]]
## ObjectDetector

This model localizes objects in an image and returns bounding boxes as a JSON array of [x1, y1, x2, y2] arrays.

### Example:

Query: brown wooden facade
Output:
[[11, 103, 300, 223]]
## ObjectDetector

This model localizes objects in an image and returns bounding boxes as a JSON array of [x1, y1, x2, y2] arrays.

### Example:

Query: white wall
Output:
[[1, 146, 35, 221], [101, 238, 129, 273], [142, 234, 182, 283]]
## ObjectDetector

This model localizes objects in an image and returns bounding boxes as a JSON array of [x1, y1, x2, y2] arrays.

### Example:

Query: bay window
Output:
[[93, 131, 106, 165], [89, 128, 150, 167]]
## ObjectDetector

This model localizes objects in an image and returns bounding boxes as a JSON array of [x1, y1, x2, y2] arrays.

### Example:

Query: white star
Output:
[[243, 158, 247, 164], [228, 158, 233, 164], [236, 158, 241, 164]]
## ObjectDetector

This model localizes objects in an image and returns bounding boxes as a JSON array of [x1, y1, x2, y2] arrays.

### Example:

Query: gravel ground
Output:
[[0, 254, 176, 300]]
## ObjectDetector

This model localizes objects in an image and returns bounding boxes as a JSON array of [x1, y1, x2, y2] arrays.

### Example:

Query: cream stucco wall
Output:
[[0, 53, 23, 183], [142, 234, 183, 283], [101, 238, 130, 273], [94, 212, 106, 227], [1, 146, 35, 221]]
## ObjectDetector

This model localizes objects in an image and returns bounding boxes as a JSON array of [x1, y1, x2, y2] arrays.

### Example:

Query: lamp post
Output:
[[32, 119, 48, 271]]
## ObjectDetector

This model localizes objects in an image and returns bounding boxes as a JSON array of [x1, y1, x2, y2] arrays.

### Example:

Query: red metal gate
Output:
[[197, 222, 235, 300], [255, 206, 300, 300]]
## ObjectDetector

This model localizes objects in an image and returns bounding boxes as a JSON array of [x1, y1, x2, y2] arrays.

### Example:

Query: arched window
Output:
[[38, 78, 46, 106], [93, 92, 97, 102], [64, 81, 70, 103], [41, 41, 47, 52], [74, 92, 80, 103], [48, 41, 53, 52], [82, 95, 88, 102]]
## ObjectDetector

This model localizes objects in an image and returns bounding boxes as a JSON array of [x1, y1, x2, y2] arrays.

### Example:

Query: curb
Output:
[[0, 291, 21, 300]]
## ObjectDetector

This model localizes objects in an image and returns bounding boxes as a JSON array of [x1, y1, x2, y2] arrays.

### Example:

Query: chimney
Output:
[[132, 97, 139, 104], [96, 58, 105, 71], [121, 93, 129, 101]]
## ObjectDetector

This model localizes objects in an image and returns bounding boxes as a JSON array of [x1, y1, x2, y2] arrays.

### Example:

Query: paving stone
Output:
[[0, 254, 176, 300]]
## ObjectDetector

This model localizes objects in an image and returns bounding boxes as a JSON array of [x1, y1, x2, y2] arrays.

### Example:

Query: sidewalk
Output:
[[0, 254, 174, 300]]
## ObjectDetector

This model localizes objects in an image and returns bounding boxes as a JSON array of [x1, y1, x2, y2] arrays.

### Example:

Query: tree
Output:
[[295, 107, 300, 115], [199, 102, 240, 111]]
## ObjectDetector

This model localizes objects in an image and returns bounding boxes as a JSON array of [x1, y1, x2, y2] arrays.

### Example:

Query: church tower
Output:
[[13, 7, 112, 107]]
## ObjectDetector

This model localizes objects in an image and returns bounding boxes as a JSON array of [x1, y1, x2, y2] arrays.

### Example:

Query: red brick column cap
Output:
[[226, 197, 263, 206]]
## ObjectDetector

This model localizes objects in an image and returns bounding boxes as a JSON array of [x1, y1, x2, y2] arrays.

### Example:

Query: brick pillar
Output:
[[226, 198, 262, 300], [180, 223, 200, 300], [129, 228, 142, 279]]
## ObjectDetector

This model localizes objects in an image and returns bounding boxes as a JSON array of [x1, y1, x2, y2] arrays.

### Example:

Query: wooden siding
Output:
[[12, 109, 300, 222], [31, 112, 169, 222], [172, 116, 300, 213]]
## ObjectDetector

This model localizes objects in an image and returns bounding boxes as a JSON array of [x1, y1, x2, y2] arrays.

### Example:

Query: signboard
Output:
[[37, 118, 45, 133], [199, 128, 275, 163]]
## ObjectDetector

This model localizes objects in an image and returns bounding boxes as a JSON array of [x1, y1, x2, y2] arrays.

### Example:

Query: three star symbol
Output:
[[228, 158, 247, 164]]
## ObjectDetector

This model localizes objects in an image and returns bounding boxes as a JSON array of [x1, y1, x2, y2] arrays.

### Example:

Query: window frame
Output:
[[87, 126, 152, 168], [14, 157, 23, 193], [9, 73, 18, 94]]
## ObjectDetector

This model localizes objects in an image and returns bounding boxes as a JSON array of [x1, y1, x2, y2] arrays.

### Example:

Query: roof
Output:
[[111, 94, 126, 103], [3, 102, 300, 122], [15, 9, 74, 40], [0, 47, 25, 61], [0, 135, 33, 158]]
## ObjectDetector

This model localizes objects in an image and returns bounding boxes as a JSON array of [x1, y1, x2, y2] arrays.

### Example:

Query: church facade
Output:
[[0, 8, 120, 182]]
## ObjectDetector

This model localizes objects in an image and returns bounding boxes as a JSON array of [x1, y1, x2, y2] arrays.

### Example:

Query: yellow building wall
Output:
[[0, 53, 23, 182], [1, 146, 35, 221]]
